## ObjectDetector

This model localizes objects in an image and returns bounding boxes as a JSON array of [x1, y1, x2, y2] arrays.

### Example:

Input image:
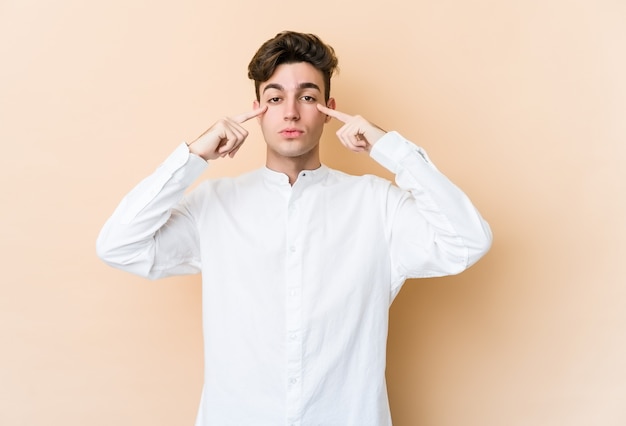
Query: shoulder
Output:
[[322, 167, 397, 207], [325, 166, 393, 190], [198, 168, 264, 189], [184, 168, 265, 205]]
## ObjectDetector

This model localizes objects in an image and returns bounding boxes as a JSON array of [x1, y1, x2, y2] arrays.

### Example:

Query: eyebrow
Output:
[[262, 82, 321, 94]]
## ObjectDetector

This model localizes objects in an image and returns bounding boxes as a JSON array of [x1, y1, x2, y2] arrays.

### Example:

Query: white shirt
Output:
[[97, 131, 492, 426]]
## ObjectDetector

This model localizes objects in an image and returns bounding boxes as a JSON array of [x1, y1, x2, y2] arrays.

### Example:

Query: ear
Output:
[[324, 98, 336, 123]]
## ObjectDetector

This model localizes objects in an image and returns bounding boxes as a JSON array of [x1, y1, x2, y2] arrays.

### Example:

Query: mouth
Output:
[[280, 129, 304, 138]]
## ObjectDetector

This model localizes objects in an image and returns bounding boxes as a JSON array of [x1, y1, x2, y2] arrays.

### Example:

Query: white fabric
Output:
[[97, 131, 492, 426]]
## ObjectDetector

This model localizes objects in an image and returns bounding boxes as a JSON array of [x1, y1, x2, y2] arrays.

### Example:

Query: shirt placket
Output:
[[285, 193, 303, 426]]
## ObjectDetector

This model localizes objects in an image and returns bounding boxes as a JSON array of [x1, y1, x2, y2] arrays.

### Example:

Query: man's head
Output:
[[248, 31, 339, 102], [248, 31, 339, 174]]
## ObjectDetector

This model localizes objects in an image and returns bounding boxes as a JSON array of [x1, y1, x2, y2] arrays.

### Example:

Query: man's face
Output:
[[253, 62, 334, 166]]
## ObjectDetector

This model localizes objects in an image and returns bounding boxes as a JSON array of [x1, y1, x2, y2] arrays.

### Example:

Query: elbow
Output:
[[466, 220, 493, 268], [95, 228, 123, 266], [95, 236, 125, 272], [95, 232, 113, 264], [95, 232, 154, 279]]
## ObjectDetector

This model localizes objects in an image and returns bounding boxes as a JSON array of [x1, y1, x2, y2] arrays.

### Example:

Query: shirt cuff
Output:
[[160, 142, 209, 181], [118, 143, 208, 224], [369, 131, 431, 174]]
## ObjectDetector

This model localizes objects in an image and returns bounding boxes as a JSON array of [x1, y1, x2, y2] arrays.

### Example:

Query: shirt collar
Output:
[[262, 164, 329, 188]]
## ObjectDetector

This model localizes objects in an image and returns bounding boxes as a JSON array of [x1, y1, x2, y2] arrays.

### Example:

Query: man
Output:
[[97, 31, 492, 426]]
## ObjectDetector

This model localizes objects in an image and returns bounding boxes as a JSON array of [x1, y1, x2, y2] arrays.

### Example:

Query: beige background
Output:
[[1, 0, 625, 425]]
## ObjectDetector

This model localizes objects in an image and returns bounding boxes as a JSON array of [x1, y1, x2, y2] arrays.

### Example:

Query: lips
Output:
[[280, 129, 304, 138]]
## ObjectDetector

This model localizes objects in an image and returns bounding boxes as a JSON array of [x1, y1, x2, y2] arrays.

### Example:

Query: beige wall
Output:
[[1, 0, 624, 425]]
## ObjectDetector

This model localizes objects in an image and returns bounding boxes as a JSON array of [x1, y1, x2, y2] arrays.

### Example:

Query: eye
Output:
[[267, 97, 282, 104], [300, 95, 316, 102]]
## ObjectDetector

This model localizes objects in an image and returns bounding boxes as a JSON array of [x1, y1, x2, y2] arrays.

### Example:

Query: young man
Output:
[[97, 31, 492, 426]]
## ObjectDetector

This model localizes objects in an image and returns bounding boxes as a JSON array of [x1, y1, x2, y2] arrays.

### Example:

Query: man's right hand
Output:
[[188, 105, 267, 160]]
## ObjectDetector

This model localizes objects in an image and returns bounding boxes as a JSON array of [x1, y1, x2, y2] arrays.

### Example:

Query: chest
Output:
[[202, 183, 385, 250]]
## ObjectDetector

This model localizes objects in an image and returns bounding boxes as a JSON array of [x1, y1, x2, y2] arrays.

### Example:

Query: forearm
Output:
[[371, 132, 492, 276], [96, 143, 208, 278]]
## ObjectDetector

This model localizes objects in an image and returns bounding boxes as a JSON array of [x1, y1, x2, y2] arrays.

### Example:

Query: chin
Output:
[[270, 143, 318, 159]]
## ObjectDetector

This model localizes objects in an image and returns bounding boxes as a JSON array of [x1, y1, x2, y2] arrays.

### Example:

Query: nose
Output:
[[283, 98, 300, 121]]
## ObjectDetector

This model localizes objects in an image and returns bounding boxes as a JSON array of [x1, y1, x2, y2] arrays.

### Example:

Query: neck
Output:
[[266, 153, 321, 185]]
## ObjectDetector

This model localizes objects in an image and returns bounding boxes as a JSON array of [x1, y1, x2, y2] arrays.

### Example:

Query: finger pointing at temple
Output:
[[232, 105, 268, 124], [317, 104, 386, 152], [317, 104, 353, 123], [188, 105, 268, 161]]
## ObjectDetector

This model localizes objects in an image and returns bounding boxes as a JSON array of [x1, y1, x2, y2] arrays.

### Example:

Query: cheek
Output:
[[259, 108, 279, 125], [313, 111, 329, 126], [302, 104, 325, 121]]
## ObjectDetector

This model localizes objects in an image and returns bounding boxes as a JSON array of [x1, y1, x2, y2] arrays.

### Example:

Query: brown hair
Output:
[[248, 31, 339, 102]]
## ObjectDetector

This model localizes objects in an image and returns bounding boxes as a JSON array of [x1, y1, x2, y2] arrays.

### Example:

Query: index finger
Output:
[[317, 104, 353, 123], [231, 105, 267, 124]]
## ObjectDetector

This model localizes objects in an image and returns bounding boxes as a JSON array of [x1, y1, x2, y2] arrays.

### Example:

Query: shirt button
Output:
[[289, 378, 298, 384], [289, 245, 296, 253]]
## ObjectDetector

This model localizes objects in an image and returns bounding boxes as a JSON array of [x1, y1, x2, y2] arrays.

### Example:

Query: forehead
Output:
[[260, 62, 325, 92]]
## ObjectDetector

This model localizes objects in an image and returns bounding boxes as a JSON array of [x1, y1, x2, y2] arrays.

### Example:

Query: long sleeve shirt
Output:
[[96, 131, 492, 426]]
